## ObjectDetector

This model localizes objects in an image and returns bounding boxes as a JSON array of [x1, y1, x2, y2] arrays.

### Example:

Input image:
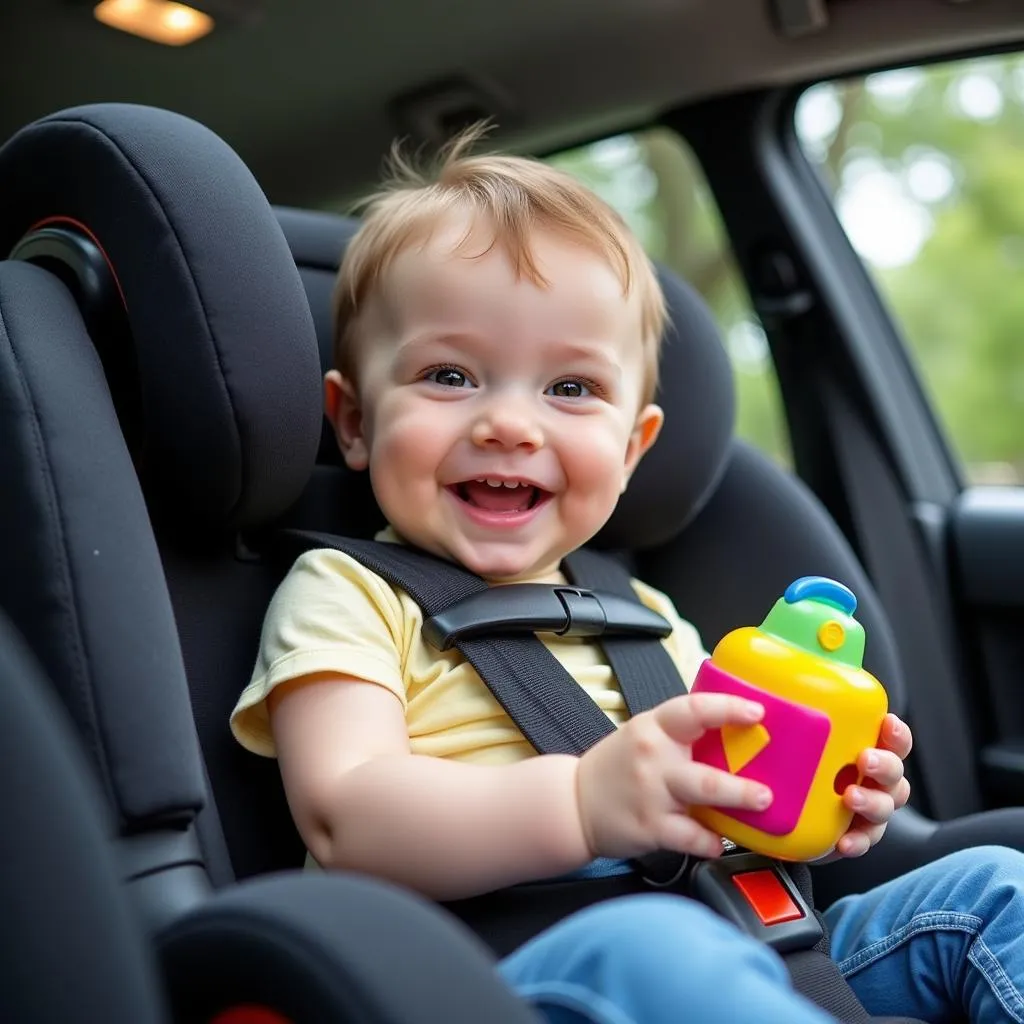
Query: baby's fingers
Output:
[[657, 812, 731, 860], [859, 748, 905, 790], [843, 784, 895, 826], [666, 761, 773, 814], [656, 691, 764, 746], [878, 713, 913, 759], [835, 826, 880, 858]]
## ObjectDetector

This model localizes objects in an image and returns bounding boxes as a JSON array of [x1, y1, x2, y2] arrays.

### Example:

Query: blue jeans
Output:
[[498, 846, 1024, 1023]]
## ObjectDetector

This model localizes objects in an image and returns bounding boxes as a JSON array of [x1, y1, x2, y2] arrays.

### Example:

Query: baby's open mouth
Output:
[[451, 478, 548, 513]]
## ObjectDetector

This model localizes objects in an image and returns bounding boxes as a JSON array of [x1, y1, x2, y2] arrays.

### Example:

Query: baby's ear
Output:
[[324, 370, 369, 471], [622, 403, 664, 492]]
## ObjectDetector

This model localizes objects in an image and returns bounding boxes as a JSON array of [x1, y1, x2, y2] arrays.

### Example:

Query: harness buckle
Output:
[[553, 587, 606, 637], [688, 850, 823, 953]]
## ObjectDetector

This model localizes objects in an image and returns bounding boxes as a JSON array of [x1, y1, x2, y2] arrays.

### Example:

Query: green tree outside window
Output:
[[796, 56, 1024, 485]]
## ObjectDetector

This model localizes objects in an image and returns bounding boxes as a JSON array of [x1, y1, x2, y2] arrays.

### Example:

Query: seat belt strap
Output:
[[564, 547, 688, 712], [276, 530, 616, 756], [785, 950, 872, 1023], [823, 378, 978, 821]]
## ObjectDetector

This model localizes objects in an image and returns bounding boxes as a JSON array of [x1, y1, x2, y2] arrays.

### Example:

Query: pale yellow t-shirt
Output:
[[230, 531, 709, 763]]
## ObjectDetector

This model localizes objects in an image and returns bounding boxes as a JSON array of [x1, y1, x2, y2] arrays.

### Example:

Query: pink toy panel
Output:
[[690, 662, 832, 835]]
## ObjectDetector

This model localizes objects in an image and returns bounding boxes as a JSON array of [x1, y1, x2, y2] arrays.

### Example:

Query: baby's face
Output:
[[327, 217, 663, 583]]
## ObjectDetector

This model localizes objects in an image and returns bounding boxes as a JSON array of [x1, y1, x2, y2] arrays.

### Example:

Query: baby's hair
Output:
[[332, 123, 667, 404]]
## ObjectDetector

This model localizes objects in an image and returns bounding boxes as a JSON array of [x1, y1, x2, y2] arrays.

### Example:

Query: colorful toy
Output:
[[689, 576, 888, 862]]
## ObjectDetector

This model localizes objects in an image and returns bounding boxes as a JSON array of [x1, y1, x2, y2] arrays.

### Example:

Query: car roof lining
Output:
[[3, 0, 1024, 207]]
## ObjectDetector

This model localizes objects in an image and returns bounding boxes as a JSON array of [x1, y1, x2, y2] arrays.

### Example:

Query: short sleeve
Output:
[[230, 549, 410, 757]]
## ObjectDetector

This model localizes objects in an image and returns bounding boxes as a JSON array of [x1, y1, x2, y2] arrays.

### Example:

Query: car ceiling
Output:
[[3, 0, 1024, 208]]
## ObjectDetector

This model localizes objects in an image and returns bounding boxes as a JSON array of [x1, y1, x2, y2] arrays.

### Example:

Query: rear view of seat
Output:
[[0, 610, 168, 1024]]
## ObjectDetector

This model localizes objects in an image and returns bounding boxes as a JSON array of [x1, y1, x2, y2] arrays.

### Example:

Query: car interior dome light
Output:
[[93, 0, 214, 46]]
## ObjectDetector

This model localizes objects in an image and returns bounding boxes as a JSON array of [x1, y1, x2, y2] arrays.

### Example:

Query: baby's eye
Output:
[[426, 366, 474, 388], [546, 378, 592, 399]]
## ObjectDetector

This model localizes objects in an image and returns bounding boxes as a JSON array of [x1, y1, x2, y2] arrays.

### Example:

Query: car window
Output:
[[796, 55, 1024, 486], [547, 129, 792, 468]]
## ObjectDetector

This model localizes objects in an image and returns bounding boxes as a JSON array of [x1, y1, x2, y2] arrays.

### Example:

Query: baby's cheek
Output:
[[562, 445, 631, 532], [569, 433, 631, 490]]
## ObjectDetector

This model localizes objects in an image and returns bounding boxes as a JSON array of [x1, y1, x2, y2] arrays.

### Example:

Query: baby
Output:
[[232, 129, 1024, 1024]]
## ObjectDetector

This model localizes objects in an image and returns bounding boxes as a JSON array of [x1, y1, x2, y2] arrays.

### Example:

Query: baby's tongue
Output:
[[462, 480, 534, 512]]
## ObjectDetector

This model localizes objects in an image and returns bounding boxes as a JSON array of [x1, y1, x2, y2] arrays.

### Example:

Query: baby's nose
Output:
[[471, 398, 543, 450]]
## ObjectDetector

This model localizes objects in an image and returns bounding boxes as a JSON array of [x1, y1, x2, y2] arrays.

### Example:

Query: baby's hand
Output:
[[834, 713, 913, 858], [575, 692, 774, 861]]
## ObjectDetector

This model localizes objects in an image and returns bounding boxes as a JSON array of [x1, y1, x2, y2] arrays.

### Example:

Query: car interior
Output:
[[2, 0, 1024, 1021]]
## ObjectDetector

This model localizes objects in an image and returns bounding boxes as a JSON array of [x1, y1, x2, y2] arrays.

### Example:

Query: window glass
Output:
[[796, 56, 1024, 485], [548, 128, 792, 467]]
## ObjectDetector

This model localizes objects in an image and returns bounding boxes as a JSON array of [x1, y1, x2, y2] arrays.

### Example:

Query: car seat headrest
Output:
[[277, 208, 736, 550], [0, 103, 323, 531], [610, 267, 735, 548]]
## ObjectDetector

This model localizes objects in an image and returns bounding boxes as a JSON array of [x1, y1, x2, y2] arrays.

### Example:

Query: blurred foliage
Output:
[[552, 53, 1024, 484], [798, 55, 1024, 484]]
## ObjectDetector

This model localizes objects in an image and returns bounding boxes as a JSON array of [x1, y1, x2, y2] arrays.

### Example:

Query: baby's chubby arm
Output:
[[270, 676, 772, 901], [270, 673, 592, 900]]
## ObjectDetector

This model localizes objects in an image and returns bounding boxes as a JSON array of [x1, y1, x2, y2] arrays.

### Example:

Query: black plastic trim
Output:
[[690, 851, 823, 954], [117, 828, 213, 933], [422, 585, 672, 650], [951, 488, 1024, 608]]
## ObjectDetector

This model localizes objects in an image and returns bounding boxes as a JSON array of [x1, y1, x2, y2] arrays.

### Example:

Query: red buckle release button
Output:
[[731, 869, 804, 925]]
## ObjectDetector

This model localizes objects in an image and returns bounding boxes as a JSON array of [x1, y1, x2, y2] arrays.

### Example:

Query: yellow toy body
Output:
[[689, 577, 888, 862]]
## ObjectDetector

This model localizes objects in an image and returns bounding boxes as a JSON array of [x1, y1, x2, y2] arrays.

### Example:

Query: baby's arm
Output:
[[270, 673, 771, 901], [271, 673, 590, 899]]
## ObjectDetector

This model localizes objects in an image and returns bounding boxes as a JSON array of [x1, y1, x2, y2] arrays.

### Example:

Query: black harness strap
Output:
[[564, 547, 688, 713], [277, 531, 617, 756]]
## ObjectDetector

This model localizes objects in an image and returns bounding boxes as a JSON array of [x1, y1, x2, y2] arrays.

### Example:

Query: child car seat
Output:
[[0, 102, 539, 1024], [0, 609, 168, 1024], [0, 101, 1021, 1023]]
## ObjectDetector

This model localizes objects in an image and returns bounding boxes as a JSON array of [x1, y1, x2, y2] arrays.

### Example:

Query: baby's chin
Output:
[[448, 547, 563, 585], [478, 563, 566, 586], [405, 532, 565, 584]]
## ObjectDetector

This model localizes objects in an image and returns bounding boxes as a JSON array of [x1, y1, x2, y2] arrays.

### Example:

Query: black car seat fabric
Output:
[[0, 102, 324, 888], [0, 257, 217, 911], [0, 104, 545, 1024], [0, 611, 168, 1024]]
